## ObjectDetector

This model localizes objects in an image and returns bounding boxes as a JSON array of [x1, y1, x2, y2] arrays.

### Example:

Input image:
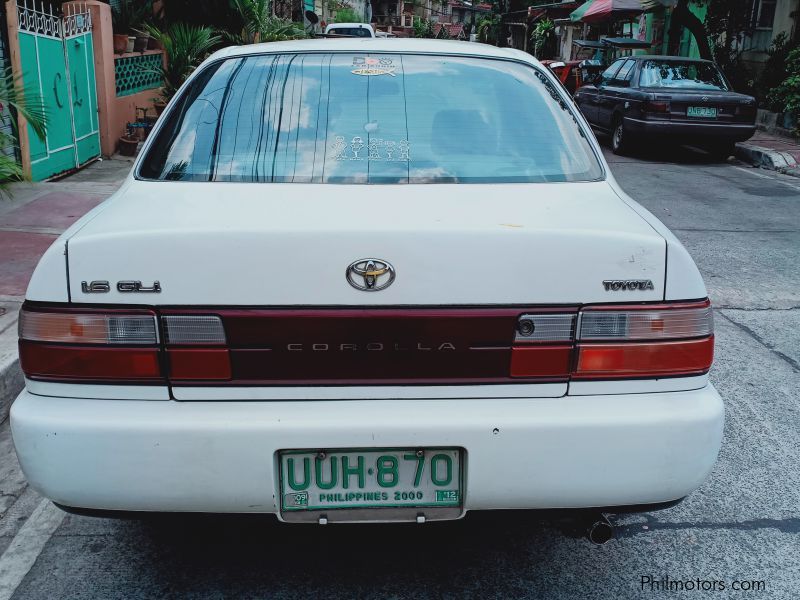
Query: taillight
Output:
[[162, 315, 230, 381], [19, 308, 162, 382], [18, 301, 713, 386], [510, 313, 574, 378], [18, 306, 231, 383], [511, 300, 713, 380], [573, 300, 714, 379], [643, 100, 670, 114]]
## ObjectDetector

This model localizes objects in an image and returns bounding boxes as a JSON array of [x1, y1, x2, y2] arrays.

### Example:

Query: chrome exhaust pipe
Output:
[[586, 513, 614, 545]]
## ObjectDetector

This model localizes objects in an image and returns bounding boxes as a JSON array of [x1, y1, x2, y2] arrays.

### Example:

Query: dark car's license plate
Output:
[[687, 106, 717, 118]]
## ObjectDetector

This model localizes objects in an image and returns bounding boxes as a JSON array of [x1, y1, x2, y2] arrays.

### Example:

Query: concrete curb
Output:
[[0, 304, 22, 424], [0, 356, 22, 424], [735, 142, 800, 177]]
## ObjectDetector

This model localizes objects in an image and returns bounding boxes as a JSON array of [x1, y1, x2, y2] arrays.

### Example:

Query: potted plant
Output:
[[133, 28, 150, 52], [152, 96, 167, 116], [112, 1, 152, 54], [112, 32, 128, 54], [118, 125, 139, 156], [112, 1, 134, 53], [111, 1, 131, 53]]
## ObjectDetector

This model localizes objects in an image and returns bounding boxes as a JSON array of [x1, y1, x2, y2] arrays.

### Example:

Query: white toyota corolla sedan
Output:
[[11, 39, 723, 529]]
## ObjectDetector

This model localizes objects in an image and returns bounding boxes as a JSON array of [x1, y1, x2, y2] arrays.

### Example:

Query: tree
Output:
[[530, 18, 557, 59], [705, 0, 757, 94], [477, 14, 500, 45], [413, 17, 435, 38], [705, 0, 755, 63], [667, 0, 712, 59], [224, 0, 307, 44], [334, 8, 361, 22]]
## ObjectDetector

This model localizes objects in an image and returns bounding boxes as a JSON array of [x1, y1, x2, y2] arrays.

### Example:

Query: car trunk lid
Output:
[[67, 181, 665, 306], [65, 181, 665, 394]]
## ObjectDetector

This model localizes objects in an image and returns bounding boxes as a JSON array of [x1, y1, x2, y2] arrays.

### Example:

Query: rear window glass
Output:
[[328, 27, 372, 37], [139, 53, 603, 184], [639, 60, 728, 91]]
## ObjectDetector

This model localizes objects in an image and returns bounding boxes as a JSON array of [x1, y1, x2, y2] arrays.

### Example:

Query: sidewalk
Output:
[[0, 157, 133, 420], [735, 130, 800, 176]]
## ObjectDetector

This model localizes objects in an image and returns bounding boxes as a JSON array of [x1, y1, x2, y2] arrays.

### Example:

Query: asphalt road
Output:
[[1, 144, 799, 599]]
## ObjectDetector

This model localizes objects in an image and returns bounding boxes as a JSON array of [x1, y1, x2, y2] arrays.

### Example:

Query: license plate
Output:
[[279, 448, 462, 511], [687, 106, 717, 118]]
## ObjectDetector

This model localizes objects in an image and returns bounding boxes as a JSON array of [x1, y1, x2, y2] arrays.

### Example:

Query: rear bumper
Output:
[[623, 117, 755, 142], [10, 385, 724, 517]]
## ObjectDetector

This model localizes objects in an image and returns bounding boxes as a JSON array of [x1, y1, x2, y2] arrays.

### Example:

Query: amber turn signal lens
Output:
[[573, 337, 714, 379]]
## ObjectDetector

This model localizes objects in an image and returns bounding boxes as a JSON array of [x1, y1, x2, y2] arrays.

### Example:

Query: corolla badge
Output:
[[346, 258, 395, 291]]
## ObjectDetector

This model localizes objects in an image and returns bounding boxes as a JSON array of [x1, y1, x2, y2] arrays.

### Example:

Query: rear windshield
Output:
[[639, 60, 728, 91], [328, 27, 373, 37], [139, 53, 603, 184]]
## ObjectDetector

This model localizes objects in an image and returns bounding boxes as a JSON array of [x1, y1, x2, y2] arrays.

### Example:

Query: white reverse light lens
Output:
[[515, 314, 575, 342], [163, 315, 226, 344], [579, 305, 713, 341]]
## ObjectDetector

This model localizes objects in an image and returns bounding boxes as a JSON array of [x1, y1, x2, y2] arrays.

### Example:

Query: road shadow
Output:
[[597, 133, 735, 166], [74, 509, 622, 598]]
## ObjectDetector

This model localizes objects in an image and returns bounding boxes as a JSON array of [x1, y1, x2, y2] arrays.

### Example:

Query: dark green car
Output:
[[575, 55, 757, 158]]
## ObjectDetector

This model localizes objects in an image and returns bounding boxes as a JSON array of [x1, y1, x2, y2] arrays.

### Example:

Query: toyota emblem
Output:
[[346, 258, 395, 291]]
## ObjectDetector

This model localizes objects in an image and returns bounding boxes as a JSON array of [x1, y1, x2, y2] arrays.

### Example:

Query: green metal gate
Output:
[[14, 1, 100, 180]]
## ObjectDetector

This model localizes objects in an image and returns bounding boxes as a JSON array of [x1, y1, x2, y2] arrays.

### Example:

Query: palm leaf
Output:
[[0, 67, 47, 141], [0, 130, 26, 193], [143, 23, 221, 101], [226, 0, 307, 44]]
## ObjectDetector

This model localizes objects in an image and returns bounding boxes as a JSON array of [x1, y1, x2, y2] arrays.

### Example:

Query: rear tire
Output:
[[611, 117, 632, 155]]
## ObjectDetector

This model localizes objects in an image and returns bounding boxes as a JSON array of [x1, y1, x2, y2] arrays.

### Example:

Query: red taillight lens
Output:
[[167, 348, 231, 380], [19, 343, 162, 381], [574, 337, 714, 379], [736, 104, 756, 118], [643, 100, 670, 113], [510, 346, 573, 377]]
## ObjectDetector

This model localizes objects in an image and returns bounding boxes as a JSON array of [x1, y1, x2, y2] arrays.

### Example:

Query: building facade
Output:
[[739, 0, 800, 72]]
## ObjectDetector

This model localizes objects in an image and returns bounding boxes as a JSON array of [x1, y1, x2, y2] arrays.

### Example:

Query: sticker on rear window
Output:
[[352, 56, 396, 77], [331, 136, 410, 161]]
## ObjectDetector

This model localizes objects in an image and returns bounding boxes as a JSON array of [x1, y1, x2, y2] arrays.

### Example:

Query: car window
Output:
[[614, 60, 636, 84], [598, 59, 625, 85], [638, 60, 729, 90], [329, 27, 372, 37], [139, 53, 603, 184]]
